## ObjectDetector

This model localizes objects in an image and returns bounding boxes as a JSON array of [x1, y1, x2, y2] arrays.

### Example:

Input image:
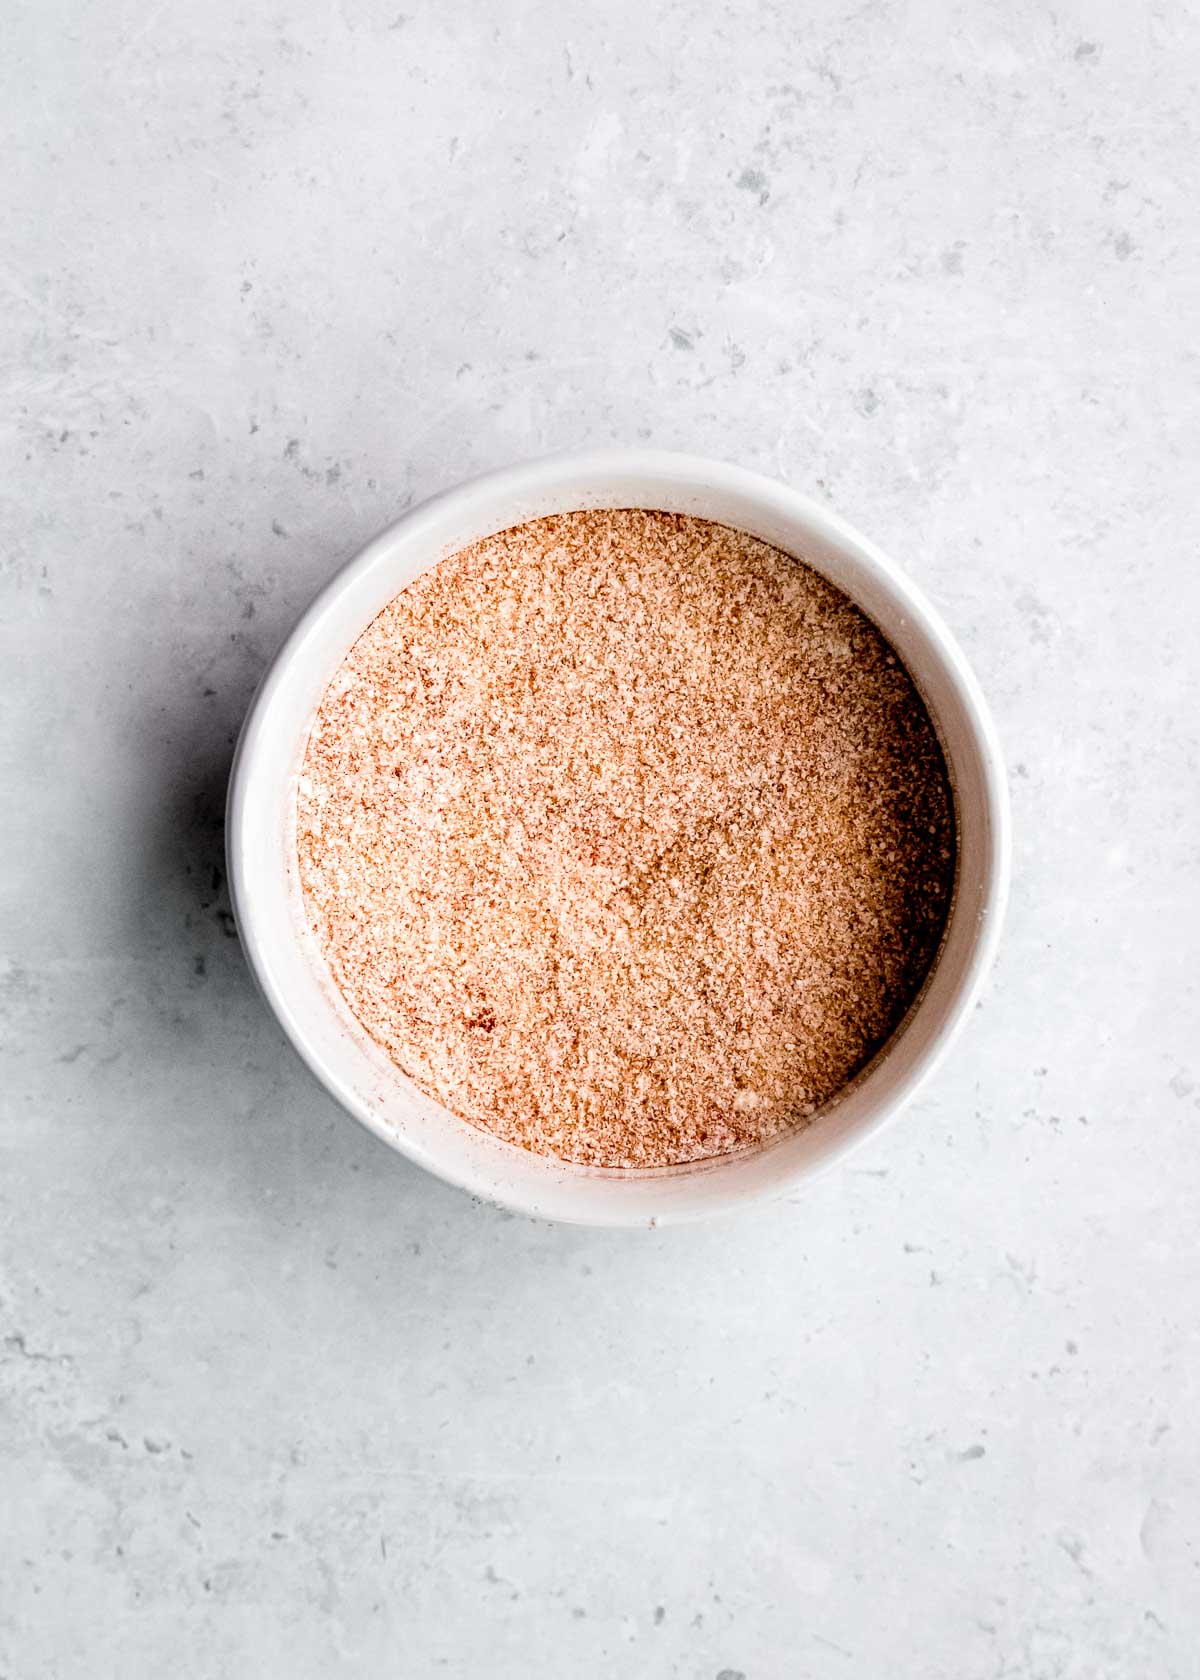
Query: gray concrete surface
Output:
[[2, 1, 1198, 1674]]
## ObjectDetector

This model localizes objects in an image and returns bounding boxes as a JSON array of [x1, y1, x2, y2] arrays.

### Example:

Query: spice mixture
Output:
[[297, 510, 955, 1168]]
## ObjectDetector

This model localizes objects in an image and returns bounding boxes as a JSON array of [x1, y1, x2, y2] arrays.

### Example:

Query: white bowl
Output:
[[227, 450, 1010, 1226]]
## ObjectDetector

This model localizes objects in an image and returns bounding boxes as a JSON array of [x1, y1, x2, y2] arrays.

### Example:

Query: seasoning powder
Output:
[[297, 511, 955, 1168]]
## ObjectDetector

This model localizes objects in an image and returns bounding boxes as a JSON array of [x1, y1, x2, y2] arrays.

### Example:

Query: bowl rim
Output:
[[227, 448, 1011, 1225]]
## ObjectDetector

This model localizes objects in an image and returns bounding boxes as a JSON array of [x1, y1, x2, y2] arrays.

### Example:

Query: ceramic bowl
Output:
[[227, 450, 1010, 1226]]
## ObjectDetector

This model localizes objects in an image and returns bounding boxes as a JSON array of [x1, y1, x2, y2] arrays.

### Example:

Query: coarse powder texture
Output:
[[297, 510, 955, 1168]]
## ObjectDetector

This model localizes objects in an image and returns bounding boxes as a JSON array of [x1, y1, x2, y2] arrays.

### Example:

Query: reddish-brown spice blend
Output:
[[297, 510, 955, 1167]]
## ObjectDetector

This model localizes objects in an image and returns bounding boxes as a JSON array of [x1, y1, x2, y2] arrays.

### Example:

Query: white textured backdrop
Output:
[[2, 1, 1198, 1675]]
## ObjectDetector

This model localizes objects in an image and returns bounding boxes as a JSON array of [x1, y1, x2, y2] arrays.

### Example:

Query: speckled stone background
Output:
[[3, 1, 1198, 1675]]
